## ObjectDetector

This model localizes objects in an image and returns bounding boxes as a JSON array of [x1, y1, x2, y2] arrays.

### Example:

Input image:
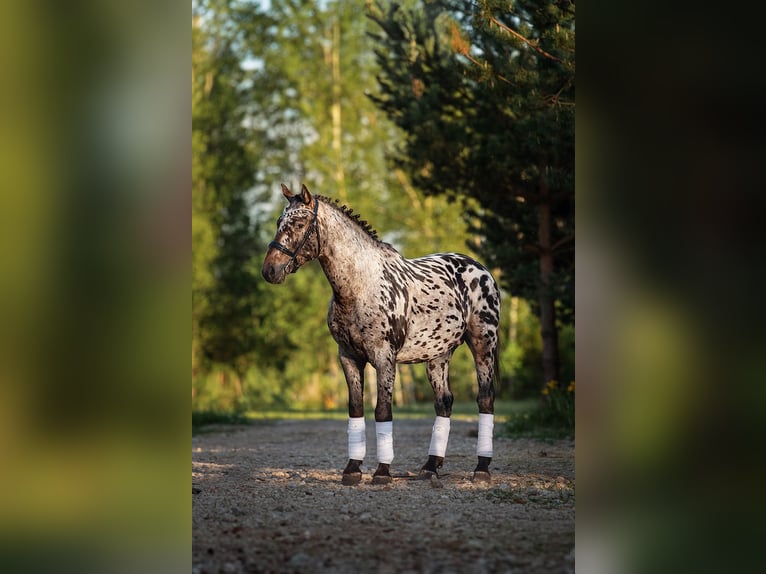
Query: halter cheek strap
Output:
[[268, 200, 320, 272]]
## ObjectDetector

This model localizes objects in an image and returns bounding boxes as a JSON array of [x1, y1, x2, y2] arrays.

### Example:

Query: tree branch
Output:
[[461, 51, 512, 85], [489, 16, 566, 65], [523, 243, 542, 255], [551, 234, 574, 252]]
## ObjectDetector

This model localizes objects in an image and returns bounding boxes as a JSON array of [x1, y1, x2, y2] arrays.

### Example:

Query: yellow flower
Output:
[[541, 388, 549, 396], [567, 381, 575, 393], [545, 380, 559, 390]]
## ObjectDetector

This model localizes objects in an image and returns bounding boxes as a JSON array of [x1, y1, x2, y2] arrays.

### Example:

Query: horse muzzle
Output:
[[261, 261, 288, 284]]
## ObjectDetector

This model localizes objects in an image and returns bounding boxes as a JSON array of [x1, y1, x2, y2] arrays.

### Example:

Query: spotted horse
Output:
[[262, 184, 501, 485]]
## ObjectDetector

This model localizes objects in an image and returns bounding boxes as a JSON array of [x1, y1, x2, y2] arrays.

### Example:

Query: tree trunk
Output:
[[365, 363, 377, 411], [394, 365, 405, 406], [538, 184, 560, 385], [330, 16, 347, 202], [509, 296, 519, 347], [401, 364, 417, 404], [233, 372, 243, 398]]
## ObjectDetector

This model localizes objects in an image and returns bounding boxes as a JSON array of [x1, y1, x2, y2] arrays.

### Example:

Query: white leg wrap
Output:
[[347, 417, 366, 461], [376, 421, 394, 464], [477, 413, 494, 457], [428, 416, 451, 457]]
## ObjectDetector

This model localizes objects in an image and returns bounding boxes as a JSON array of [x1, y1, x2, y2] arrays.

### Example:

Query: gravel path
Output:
[[192, 418, 574, 573]]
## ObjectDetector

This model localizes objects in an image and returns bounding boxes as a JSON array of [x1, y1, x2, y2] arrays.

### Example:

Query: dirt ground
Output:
[[192, 418, 574, 573]]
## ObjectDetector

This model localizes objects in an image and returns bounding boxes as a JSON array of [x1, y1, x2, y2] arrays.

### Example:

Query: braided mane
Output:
[[316, 195, 380, 242]]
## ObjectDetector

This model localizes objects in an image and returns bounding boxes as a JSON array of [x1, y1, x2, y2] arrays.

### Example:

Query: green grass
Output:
[[193, 399, 574, 439], [241, 399, 535, 424], [502, 402, 575, 439], [192, 410, 253, 435]]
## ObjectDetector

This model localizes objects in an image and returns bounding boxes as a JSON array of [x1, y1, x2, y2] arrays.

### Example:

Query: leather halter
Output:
[[268, 200, 320, 273]]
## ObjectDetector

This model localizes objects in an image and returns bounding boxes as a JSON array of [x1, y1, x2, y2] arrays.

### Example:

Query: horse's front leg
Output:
[[340, 352, 366, 486], [372, 362, 396, 485]]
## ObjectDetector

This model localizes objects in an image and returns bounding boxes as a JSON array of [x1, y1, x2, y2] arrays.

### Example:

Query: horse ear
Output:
[[281, 183, 293, 200], [299, 184, 313, 206]]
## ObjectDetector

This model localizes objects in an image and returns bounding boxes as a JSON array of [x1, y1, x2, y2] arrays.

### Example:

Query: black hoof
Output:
[[472, 456, 492, 482], [372, 462, 392, 485], [418, 455, 444, 480], [472, 470, 491, 483], [342, 459, 363, 485], [372, 474, 393, 485], [342, 472, 362, 486]]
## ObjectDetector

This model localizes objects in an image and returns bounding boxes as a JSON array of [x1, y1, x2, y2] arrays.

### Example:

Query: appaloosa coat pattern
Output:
[[262, 184, 500, 485]]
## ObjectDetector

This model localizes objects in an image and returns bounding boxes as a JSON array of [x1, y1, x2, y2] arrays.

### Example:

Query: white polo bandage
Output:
[[477, 413, 494, 457], [376, 421, 394, 464], [347, 417, 366, 460], [428, 416, 451, 457]]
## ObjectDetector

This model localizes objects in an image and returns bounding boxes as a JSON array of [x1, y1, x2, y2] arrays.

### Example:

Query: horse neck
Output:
[[316, 203, 388, 304]]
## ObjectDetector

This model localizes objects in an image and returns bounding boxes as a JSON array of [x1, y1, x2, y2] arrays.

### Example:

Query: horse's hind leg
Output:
[[418, 353, 454, 479], [466, 327, 498, 482], [340, 352, 366, 486]]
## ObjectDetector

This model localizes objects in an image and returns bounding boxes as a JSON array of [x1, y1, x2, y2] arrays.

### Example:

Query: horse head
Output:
[[262, 183, 320, 284]]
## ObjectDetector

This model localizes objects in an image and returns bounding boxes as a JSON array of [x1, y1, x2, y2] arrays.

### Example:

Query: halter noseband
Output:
[[268, 200, 320, 273]]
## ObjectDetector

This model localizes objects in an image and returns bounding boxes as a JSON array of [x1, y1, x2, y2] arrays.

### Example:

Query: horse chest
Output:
[[327, 306, 365, 353], [327, 297, 408, 362]]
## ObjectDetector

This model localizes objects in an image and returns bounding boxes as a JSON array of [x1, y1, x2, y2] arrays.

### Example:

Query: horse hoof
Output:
[[417, 468, 437, 480], [372, 474, 393, 485], [472, 470, 491, 483], [341, 472, 362, 486]]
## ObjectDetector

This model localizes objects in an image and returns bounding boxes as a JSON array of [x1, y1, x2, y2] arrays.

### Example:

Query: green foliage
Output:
[[193, 0, 290, 395], [192, 410, 251, 435], [191, 0, 570, 417], [500, 296, 542, 397], [368, 0, 575, 384], [558, 321, 575, 388], [504, 380, 575, 438]]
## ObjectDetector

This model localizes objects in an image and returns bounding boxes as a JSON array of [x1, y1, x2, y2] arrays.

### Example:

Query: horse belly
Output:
[[395, 315, 465, 364]]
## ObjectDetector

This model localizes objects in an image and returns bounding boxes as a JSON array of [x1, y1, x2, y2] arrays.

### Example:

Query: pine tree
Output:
[[368, 0, 574, 386]]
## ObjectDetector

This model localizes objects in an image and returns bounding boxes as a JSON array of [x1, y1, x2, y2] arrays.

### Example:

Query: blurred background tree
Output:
[[368, 0, 575, 389], [193, 1, 268, 406], [192, 0, 574, 415]]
